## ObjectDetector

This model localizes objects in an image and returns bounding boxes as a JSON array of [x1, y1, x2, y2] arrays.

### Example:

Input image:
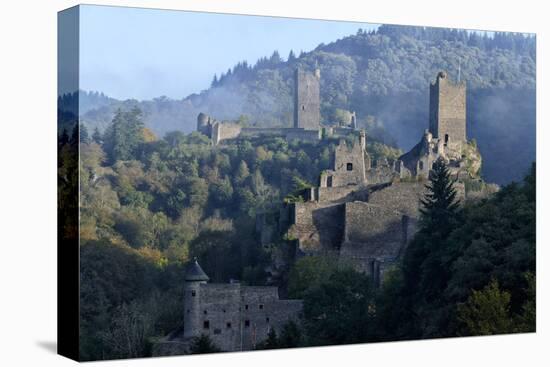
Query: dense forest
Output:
[[57, 101, 535, 359], [75, 24, 536, 184]]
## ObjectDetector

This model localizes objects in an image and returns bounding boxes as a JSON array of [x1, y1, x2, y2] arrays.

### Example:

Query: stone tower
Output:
[[294, 68, 321, 130], [429, 71, 466, 147], [320, 136, 367, 188], [183, 259, 209, 338], [197, 112, 211, 136]]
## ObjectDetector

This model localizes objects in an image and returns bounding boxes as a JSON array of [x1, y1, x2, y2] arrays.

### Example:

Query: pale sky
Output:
[[78, 5, 379, 100]]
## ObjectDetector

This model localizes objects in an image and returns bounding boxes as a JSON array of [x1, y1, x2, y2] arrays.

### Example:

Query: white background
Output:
[[0, 0, 548, 365]]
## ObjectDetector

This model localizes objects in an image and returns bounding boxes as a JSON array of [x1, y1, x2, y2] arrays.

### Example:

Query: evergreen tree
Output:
[[92, 127, 102, 144], [80, 123, 90, 144], [400, 158, 462, 336], [287, 49, 296, 62], [269, 50, 282, 65], [419, 158, 460, 235], [70, 123, 79, 147], [103, 107, 145, 163], [211, 74, 218, 88]]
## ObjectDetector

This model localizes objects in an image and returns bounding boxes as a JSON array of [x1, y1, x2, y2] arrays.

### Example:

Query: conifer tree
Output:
[[288, 49, 296, 62], [211, 74, 218, 88], [92, 127, 102, 144], [80, 123, 90, 144], [419, 158, 460, 235]]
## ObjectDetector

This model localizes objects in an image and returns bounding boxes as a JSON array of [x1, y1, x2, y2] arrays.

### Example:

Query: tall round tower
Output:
[[183, 259, 209, 338]]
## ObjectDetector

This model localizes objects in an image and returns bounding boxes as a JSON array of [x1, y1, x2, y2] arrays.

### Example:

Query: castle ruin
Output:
[[157, 71, 494, 355], [154, 260, 302, 355], [320, 131, 368, 188], [257, 71, 488, 283], [196, 67, 353, 145]]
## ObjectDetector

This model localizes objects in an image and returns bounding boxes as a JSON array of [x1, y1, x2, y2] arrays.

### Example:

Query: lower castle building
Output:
[[153, 260, 302, 355]]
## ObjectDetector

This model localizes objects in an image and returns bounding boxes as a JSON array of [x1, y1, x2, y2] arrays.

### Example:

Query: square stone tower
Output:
[[429, 71, 466, 146], [320, 137, 367, 188], [294, 68, 321, 130]]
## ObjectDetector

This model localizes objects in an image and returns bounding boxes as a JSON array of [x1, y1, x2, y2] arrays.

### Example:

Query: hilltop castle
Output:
[[154, 260, 302, 355], [156, 71, 494, 355], [196, 68, 360, 144], [257, 71, 492, 283]]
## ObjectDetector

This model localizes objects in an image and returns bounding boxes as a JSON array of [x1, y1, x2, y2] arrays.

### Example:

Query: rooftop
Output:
[[185, 259, 209, 281]]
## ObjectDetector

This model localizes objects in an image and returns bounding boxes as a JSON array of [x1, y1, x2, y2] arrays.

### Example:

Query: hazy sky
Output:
[[79, 5, 379, 101]]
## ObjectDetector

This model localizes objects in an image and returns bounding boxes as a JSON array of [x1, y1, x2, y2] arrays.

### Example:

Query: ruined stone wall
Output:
[[321, 141, 366, 187], [294, 69, 321, 130], [316, 186, 368, 203], [211, 122, 242, 145], [366, 159, 404, 184], [285, 128, 321, 142], [332, 127, 356, 137], [367, 181, 426, 218], [339, 202, 417, 277], [240, 127, 287, 137], [429, 71, 466, 145], [288, 202, 345, 253], [399, 133, 431, 177]]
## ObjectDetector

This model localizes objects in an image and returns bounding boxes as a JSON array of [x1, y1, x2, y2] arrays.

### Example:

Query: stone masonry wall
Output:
[[175, 283, 302, 353], [429, 71, 466, 145], [294, 69, 321, 130], [367, 181, 426, 218], [285, 128, 321, 142], [240, 287, 302, 350], [320, 141, 366, 187], [196, 283, 242, 352], [316, 185, 369, 203], [340, 202, 410, 275], [212, 122, 242, 145], [288, 202, 345, 253]]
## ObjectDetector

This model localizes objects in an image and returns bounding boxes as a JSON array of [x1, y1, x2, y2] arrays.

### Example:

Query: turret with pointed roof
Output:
[[183, 258, 209, 338], [185, 258, 209, 282]]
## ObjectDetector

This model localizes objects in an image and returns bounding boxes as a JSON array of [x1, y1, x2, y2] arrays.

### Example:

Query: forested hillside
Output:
[[58, 107, 535, 359], [69, 108, 400, 359], [78, 24, 535, 184]]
